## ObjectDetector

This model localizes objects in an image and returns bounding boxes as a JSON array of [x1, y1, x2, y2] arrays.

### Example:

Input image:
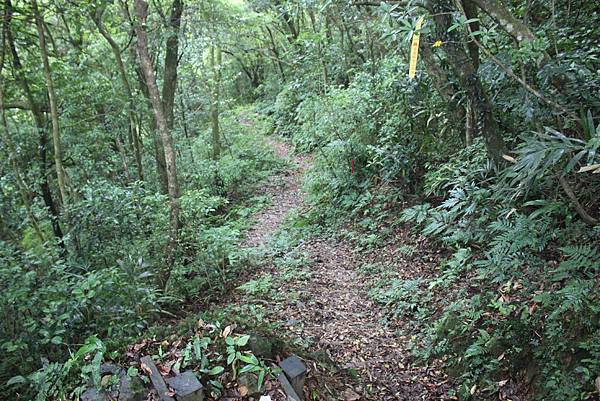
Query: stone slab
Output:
[[279, 355, 306, 400], [140, 356, 176, 401], [165, 371, 204, 401], [277, 373, 301, 401]]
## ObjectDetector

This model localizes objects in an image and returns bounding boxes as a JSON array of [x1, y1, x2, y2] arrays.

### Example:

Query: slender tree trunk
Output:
[[162, 0, 183, 131], [465, 99, 474, 146], [92, 8, 144, 182], [210, 45, 221, 160], [179, 96, 194, 164], [428, 0, 506, 164], [468, 0, 535, 42], [265, 26, 285, 80], [341, 16, 365, 64], [32, 0, 68, 205], [0, 19, 45, 243], [274, 0, 298, 44], [134, 0, 180, 288], [137, 63, 169, 193], [4, 0, 64, 245]]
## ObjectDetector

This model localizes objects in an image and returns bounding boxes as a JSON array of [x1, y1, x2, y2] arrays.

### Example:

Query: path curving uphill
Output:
[[239, 137, 454, 401]]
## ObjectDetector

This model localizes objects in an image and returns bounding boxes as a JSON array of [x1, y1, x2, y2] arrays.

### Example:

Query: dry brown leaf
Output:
[[133, 339, 147, 352], [470, 384, 477, 395], [140, 361, 152, 376], [239, 385, 249, 397], [221, 325, 233, 338], [578, 164, 600, 173], [100, 374, 111, 387], [158, 359, 176, 376], [502, 154, 517, 163]]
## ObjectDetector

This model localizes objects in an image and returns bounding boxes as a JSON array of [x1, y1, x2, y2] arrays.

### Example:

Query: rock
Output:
[[119, 373, 145, 401], [81, 364, 145, 401], [237, 373, 262, 396], [100, 363, 121, 375], [259, 396, 272, 401], [140, 356, 175, 401], [81, 388, 110, 401], [276, 373, 301, 401], [278, 355, 306, 400], [165, 371, 204, 401], [249, 335, 273, 359]]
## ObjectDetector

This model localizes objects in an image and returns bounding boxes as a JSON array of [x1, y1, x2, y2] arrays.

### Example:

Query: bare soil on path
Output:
[[236, 137, 454, 401]]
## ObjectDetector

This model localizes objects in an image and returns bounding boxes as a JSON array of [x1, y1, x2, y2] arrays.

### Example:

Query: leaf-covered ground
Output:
[[226, 137, 457, 400]]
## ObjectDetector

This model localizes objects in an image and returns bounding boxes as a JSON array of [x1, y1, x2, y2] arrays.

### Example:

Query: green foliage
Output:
[[278, 55, 452, 224], [0, 102, 281, 399], [237, 275, 273, 297], [9, 336, 107, 401], [0, 241, 164, 388], [400, 147, 600, 400], [2, 0, 600, 399]]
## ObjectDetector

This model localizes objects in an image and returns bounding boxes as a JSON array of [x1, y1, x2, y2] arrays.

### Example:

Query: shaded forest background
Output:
[[0, 0, 599, 400]]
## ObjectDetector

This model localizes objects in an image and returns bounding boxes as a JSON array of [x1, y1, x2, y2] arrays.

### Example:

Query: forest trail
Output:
[[241, 138, 312, 248], [237, 136, 453, 401]]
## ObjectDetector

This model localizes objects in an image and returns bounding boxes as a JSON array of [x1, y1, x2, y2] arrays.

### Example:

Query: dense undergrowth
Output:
[[0, 108, 283, 399], [268, 41, 600, 399], [3, 0, 600, 400]]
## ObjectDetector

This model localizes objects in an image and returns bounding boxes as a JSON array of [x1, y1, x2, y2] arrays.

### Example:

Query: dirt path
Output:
[[240, 138, 452, 401], [241, 139, 311, 248]]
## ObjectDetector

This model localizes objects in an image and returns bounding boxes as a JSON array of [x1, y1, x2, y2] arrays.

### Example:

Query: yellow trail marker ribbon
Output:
[[408, 16, 424, 79]]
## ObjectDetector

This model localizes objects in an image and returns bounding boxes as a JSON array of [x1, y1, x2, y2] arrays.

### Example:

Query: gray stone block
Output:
[[165, 371, 204, 401], [140, 356, 176, 401], [278, 355, 306, 400], [81, 388, 109, 401], [277, 373, 301, 401], [118, 373, 145, 401]]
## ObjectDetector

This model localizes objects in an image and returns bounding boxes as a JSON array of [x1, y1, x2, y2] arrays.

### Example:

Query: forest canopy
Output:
[[0, 0, 599, 400]]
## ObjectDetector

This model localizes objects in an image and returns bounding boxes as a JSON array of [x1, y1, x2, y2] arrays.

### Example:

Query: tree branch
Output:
[[1, 100, 49, 111], [468, 0, 535, 42], [558, 174, 598, 225]]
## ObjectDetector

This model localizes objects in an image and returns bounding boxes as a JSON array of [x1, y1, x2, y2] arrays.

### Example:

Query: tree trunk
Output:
[[468, 0, 535, 42], [428, 0, 506, 164], [162, 0, 183, 131], [137, 63, 169, 193], [462, 0, 480, 70], [134, 0, 180, 288], [32, 0, 69, 205], [274, 0, 298, 44], [92, 7, 144, 182], [265, 25, 285, 80], [0, 22, 45, 243], [465, 99, 474, 146], [4, 0, 64, 245], [209, 46, 221, 160]]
